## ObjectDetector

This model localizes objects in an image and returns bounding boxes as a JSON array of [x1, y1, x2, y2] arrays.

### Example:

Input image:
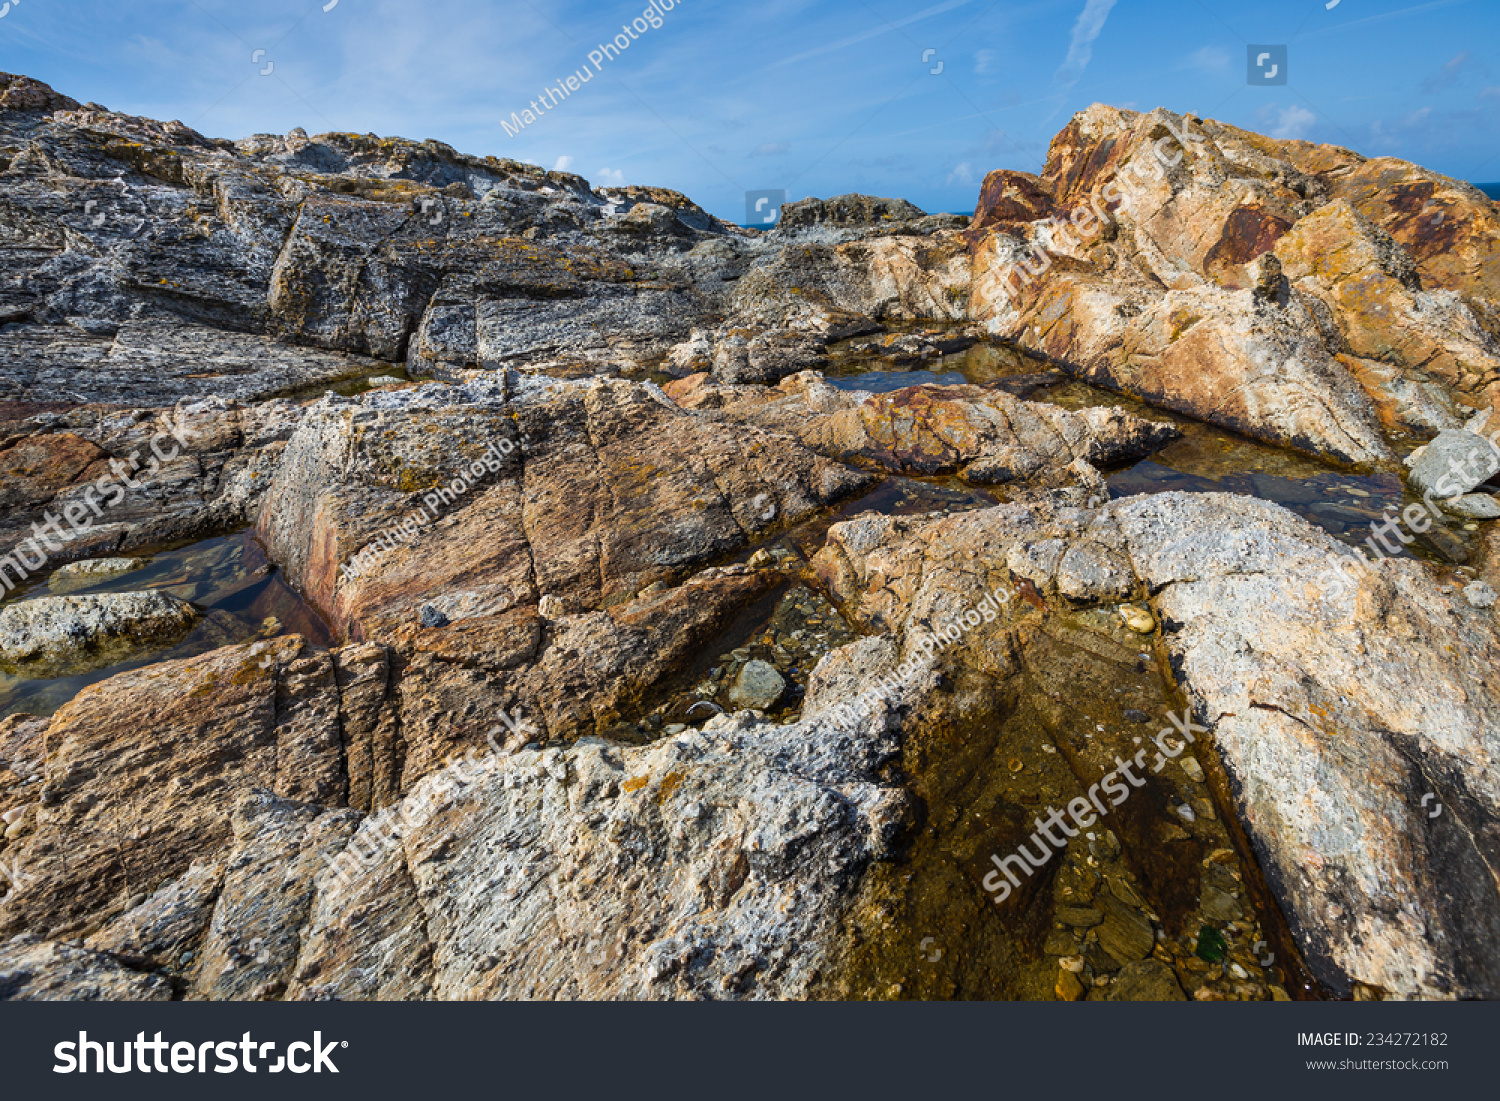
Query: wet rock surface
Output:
[[0, 590, 199, 677]]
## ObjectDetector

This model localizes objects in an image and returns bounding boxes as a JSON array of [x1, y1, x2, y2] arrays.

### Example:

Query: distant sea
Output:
[[1479, 183, 1500, 201]]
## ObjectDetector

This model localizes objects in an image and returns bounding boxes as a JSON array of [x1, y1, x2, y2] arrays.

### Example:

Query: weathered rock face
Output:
[[255, 373, 869, 636], [0, 934, 173, 1000], [0, 636, 390, 945], [0, 628, 907, 1000], [1113, 493, 1500, 998], [965, 104, 1500, 462], [0, 396, 304, 570], [664, 371, 1178, 489], [0, 72, 748, 401], [292, 709, 908, 1000], [0, 321, 387, 407]]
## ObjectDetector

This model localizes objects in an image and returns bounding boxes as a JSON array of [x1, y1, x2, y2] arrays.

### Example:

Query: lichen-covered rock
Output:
[[0, 590, 200, 677]]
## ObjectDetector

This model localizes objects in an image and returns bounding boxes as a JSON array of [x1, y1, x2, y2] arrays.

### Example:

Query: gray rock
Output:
[[774, 194, 926, 233], [0, 590, 200, 677], [0, 934, 173, 1000], [1465, 581, 1498, 609], [1406, 430, 1500, 498], [728, 659, 786, 711], [1440, 493, 1500, 520], [51, 557, 142, 579]]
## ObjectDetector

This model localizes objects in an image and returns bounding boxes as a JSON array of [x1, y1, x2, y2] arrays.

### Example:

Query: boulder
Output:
[[1405, 429, 1500, 497], [0, 591, 200, 677], [965, 104, 1500, 461], [774, 194, 926, 232]]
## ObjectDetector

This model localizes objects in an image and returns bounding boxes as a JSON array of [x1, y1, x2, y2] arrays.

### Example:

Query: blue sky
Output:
[[2, 0, 1497, 221]]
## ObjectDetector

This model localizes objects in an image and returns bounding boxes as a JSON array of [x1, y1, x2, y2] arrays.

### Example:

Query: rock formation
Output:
[[2, 72, 1499, 1002]]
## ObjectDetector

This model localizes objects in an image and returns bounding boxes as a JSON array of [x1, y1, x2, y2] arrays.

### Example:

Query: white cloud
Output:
[[1187, 46, 1230, 72], [597, 167, 626, 186], [752, 142, 789, 157], [553, 155, 574, 172], [947, 162, 976, 187], [1268, 105, 1317, 141], [1053, 0, 1118, 88], [975, 49, 995, 75]]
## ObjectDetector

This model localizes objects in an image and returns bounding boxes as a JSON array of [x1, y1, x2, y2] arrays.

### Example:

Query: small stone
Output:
[[1119, 604, 1155, 634], [748, 549, 775, 569], [365, 375, 406, 387], [419, 605, 450, 629], [728, 660, 786, 711], [1056, 905, 1103, 928], [538, 594, 565, 618], [1043, 928, 1079, 956], [1059, 955, 1085, 973], [1097, 894, 1155, 963], [1123, 708, 1150, 723], [1464, 581, 1498, 609], [1200, 884, 1243, 921], [1179, 756, 1205, 782], [1054, 968, 1086, 1001]]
